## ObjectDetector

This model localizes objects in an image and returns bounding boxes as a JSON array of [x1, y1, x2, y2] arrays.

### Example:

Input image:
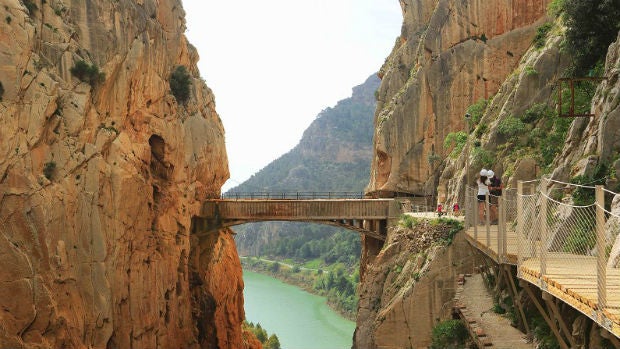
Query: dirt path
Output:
[[459, 273, 533, 349]]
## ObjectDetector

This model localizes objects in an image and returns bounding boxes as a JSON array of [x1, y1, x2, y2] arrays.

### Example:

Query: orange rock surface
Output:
[[0, 1, 253, 348]]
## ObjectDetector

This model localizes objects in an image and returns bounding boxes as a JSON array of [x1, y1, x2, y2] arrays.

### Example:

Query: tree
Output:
[[269, 261, 280, 273], [265, 334, 281, 349], [169, 65, 191, 103], [559, 0, 620, 74]]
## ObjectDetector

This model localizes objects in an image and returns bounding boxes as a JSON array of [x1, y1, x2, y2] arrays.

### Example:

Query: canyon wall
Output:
[[354, 223, 480, 348], [367, 0, 550, 197], [0, 1, 250, 348]]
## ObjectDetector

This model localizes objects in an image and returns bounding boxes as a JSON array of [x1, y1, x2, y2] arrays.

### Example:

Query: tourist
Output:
[[476, 169, 491, 223], [488, 170, 502, 224]]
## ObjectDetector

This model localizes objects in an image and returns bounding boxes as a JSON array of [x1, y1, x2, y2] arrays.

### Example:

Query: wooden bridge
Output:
[[462, 180, 620, 346], [192, 193, 401, 240]]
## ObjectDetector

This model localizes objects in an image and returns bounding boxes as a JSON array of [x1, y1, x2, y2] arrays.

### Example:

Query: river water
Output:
[[243, 270, 356, 349]]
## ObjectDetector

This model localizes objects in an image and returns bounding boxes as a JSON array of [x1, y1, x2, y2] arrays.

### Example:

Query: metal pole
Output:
[[517, 181, 524, 277], [485, 193, 491, 247], [595, 185, 607, 311], [540, 179, 548, 278], [498, 195, 503, 262], [474, 189, 479, 240], [501, 195, 507, 263]]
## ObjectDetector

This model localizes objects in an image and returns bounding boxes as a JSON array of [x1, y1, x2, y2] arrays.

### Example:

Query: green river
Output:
[[243, 270, 356, 349]]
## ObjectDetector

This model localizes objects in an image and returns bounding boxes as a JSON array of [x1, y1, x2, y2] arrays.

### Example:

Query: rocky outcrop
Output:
[[367, 0, 550, 197], [0, 1, 250, 348], [354, 222, 479, 349]]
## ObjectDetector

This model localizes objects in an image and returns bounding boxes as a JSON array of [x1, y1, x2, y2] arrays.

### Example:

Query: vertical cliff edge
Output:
[[367, 0, 549, 197], [0, 1, 251, 348]]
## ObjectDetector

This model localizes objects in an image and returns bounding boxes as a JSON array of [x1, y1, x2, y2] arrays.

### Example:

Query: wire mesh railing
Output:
[[514, 178, 620, 330]]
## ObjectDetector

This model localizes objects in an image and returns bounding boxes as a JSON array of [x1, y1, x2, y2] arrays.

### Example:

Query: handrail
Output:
[[221, 191, 366, 200]]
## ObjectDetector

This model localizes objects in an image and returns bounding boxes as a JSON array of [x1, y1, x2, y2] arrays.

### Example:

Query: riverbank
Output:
[[240, 256, 358, 321], [243, 270, 356, 349]]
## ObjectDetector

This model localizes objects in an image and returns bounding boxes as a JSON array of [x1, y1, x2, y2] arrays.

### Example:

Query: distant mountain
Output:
[[230, 74, 380, 261]]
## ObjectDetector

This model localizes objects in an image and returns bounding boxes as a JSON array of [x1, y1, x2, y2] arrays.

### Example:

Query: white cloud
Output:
[[182, 0, 402, 192]]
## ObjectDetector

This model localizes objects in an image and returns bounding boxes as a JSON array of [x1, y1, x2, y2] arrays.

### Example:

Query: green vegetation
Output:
[[497, 116, 526, 140], [552, 0, 620, 75], [471, 146, 494, 169], [399, 214, 420, 229], [169, 65, 191, 103], [23, 0, 37, 14], [443, 131, 467, 159], [427, 152, 441, 166], [524, 65, 538, 76], [256, 226, 361, 270], [563, 221, 595, 254], [398, 216, 463, 246], [0, 81, 4, 101], [570, 163, 608, 206], [243, 322, 281, 349], [5, 15, 11, 24], [466, 98, 488, 127], [43, 161, 56, 180], [493, 103, 571, 175], [70, 60, 105, 86], [531, 314, 560, 349], [533, 22, 553, 49], [313, 264, 359, 315], [429, 319, 469, 349]]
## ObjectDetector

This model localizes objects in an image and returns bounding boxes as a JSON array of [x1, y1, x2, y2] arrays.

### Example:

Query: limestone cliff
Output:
[[367, 0, 550, 197], [354, 221, 479, 348], [0, 1, 251, 348]]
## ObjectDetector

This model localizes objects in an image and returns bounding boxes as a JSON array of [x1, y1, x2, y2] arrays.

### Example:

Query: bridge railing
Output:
[[221, 191, 366, 200], [516, 178, 620, 331]]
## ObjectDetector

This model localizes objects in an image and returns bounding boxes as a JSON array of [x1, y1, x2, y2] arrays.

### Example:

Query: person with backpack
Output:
[[488, 170, 502, 224]]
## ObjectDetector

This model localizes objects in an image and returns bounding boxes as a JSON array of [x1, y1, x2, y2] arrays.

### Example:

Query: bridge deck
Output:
[[196, 198, 399, 240], [465, 226, 620, 338]]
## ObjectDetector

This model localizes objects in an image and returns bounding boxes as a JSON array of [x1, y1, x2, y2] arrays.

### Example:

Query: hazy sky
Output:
[[182, 0, 402, 191]]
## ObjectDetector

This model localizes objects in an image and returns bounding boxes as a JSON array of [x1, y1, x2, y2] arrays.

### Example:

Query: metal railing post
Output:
[[517, 181, 523, 277], [595, 185, 607, 311], [485, 193, 491, 247], [474, 190, 479, 239], [540, 179, 548, 279], [499, 195, 506, 262]]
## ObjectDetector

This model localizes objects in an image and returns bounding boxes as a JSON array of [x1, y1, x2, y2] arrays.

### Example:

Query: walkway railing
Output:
[[222, 191, 365, 200], [464, 185, 518, 264], [464, 178, 620, 336]]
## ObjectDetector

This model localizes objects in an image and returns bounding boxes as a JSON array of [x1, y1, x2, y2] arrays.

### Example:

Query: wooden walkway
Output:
[[465, 226, 620, 339]]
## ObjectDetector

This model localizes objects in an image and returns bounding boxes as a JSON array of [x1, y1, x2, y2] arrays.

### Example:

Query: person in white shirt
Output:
[[476, 169, 491, 222]]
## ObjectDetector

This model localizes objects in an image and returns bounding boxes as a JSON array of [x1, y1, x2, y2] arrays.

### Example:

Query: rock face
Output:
[[367, 0, 550, 197], [0, 1, 249, 348], [354, 223, 479, 348]]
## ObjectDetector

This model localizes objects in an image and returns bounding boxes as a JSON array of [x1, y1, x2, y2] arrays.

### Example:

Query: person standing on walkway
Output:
[[488, 170, 502, 224], [476, 169, 491, 223]]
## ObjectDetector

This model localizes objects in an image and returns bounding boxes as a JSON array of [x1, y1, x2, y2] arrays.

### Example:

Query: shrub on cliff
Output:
[[0, 81, 4, 101], [43, 161, 56, 180], [70, 60, 105, 86], [170, 65, 191, 103], [430, 319, 469, 348], [23, 0, 37, 14]]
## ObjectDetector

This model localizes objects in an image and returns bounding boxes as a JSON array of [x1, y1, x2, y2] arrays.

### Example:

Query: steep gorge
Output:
[[0, 1, 251, 348], [360, 0, 620, 347], [367, 0, 550, 197]]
